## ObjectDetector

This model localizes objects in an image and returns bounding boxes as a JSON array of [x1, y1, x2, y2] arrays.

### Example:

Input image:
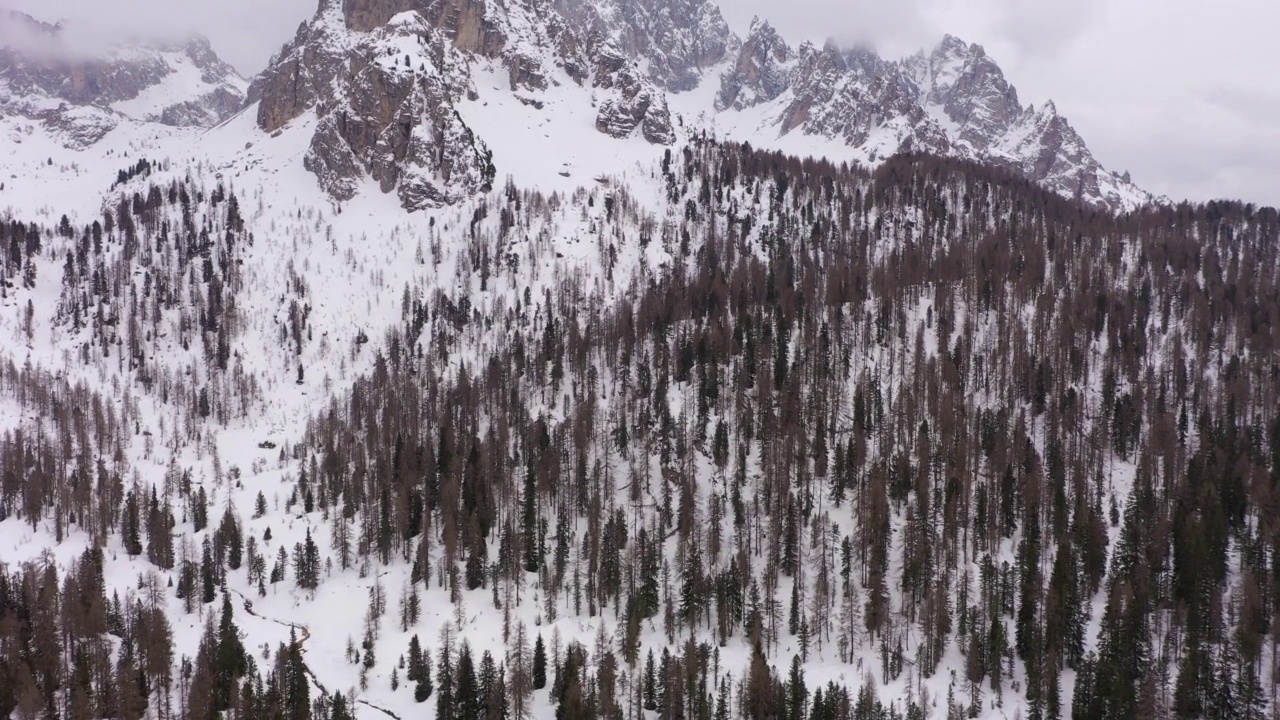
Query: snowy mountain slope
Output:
[[0, 86, 698, 716], [3, 125, 1278, 720]]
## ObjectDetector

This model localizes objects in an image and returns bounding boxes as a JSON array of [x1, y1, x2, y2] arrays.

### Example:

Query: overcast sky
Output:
[[8, 0, 1280, 208]]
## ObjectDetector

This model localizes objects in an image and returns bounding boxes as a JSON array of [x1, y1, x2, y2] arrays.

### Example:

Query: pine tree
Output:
[[643, 650, 657, 711], [478, 650, 500, 717], [1207, 641, 1239, 720], [455, 642, 479, 720], [465, 535, 487, 590], [408, 635, 425, 682], [193, 486, 209, 531], [714, 677, 730, 720], [745, 640, 776, 720], [214, 594, 247, 712], [437, 638, 455, 720], [281, 629, 310, 720], [789, 578, 801, 636], [123, 489, 142, 556], [294, 528, 320, 590], [201, 540, 217, 604], [680, 535, 705, 629], [787, 654, 807, 720], [418, 654, 434, 702], [331, 691, 353, 720], [522, 461, 539, 572], [146, 490, 174, 569], [532, 634, 547, 690], [219, 504, 243, 570]]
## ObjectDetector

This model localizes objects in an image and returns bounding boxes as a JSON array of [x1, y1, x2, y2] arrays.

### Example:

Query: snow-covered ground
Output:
[[0, 19, 1240, 715]]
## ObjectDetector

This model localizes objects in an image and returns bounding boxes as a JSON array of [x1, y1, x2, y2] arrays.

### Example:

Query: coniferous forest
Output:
[[2, 140, 1280, 720]]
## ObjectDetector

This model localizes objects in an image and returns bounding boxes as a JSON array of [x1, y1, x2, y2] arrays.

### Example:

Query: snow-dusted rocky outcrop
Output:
[[248, 0, 684, 209], [715, 18, 789, 112], [253, 8, 495, 209], [243, 0, 1151, 211], [553, 0, 737, 92]]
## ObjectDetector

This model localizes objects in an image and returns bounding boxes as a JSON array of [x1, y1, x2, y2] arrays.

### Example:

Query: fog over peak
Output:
[[0, 8, 216, 63]]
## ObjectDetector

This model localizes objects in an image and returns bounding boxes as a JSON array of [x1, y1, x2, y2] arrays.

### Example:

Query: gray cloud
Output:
[[716, 0, 934, 57], [6, 0, 315, 73], [1203, 85, 1280, 127], [1, 7, 125, 60], [992, 0, 1102, 58]]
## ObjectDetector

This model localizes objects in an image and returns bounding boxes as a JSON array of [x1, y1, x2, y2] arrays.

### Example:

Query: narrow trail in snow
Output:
[[229, 588, 405, 719], [228, 589, 329, 697], [357, 699, 404, 720]]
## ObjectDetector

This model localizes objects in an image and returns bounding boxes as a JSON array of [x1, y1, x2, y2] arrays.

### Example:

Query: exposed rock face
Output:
[[776, 42, 949, 160], [416, 0, 507, 57], [548, 0, 683, 140], [0, 11, 247, 134], [160, 87, 246, 127], [904, 37, 1143, 207], [249, 2, 354, 133], [337, 0, 560, 89], [339, 0, 508, 54], [251, 0, 683, 208], [342, 0, 415, 32], [301, 11, 494, 209], [594, 47, 674, 143], [904, 35, 1023, 154], [36, 106, 120, 149], [995, 101, 1134, 208], [554, 0, 736, 92], [716, 18, 789, 111], [250, 1, 508, 209]]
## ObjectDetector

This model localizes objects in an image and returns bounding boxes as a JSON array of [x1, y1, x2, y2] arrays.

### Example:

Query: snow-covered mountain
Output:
[[707, 22, 1150, 210], [0, 10, 247, 148], [244, 0, 1151, 212], [3, 0, 1151, 212]]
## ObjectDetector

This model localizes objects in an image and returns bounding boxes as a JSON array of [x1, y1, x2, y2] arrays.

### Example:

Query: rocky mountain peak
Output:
[[935, 33, 973, 57], [715, 16, 791, 111], [993, 96, 1150, 209], [908, 34, 1022, 155], [773, 39, 951, 162], [554, 0, 737, 92], [248, 0, 690, 210], [746, 15, 778, 37], [705, 21, 1149, 211], [252, 6, 495, 210]]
